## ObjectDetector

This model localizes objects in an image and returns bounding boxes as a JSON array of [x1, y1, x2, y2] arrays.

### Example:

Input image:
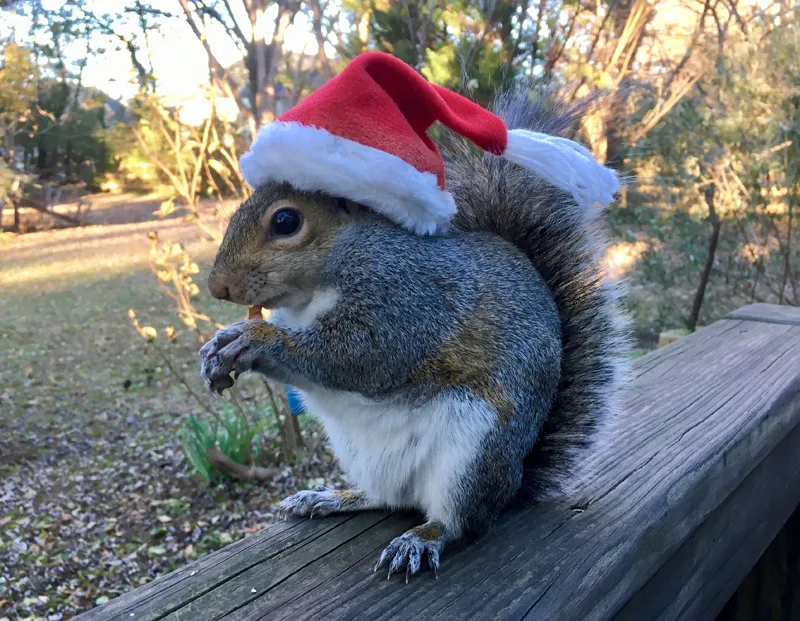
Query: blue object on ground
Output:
[[286, 386, 306, 415]]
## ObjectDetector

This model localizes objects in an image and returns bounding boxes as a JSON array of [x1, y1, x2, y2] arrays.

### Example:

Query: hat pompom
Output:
[[503, 130, 620, 209]]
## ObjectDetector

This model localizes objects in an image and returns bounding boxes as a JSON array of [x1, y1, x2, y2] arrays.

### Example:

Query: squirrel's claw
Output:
[[374, 548, 390, 574], [212, 375, 235, 393], [276, 488, 345, 521], [200, 319, 282, 397]]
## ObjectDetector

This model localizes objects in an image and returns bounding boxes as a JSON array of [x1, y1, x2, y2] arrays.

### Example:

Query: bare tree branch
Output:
[[195, 0, 250, 50], [177, 0, 255, 132], [205, 446, 279, 481]]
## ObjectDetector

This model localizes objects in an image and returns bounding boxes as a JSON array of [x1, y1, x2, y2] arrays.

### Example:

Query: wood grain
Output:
[[77, 311, 800, 621], [614, 423, 800, 621]]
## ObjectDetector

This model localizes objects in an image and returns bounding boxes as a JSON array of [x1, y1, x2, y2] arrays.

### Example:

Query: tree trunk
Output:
[[248, 1, 293, 126], [687, 186, 721, 332], [605, 93, 629, 168], [309, 0, 334, 78], [37, 143, 49, 178], [251, 1, 270, 125]]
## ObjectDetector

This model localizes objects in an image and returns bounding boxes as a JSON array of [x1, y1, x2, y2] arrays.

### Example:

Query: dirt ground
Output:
[[0, 194, 343, 620]]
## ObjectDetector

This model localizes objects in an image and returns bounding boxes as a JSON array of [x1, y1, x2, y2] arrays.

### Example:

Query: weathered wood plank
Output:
[[165, 512, 413, 621], [77, 514, 391, 621], [78, 313, 800, 621], [614, 424, 800, 621], [727, 302, 800, 326]]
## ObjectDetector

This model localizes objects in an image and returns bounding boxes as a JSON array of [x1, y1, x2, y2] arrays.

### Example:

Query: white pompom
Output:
[[503, 129, 620, 208]]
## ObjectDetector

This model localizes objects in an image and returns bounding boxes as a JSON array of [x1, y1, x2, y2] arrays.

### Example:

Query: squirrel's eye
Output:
[[270, 207, 302, 237]]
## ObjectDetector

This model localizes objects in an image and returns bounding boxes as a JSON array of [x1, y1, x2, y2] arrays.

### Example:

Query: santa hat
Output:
[[239, 52, 619, 236]]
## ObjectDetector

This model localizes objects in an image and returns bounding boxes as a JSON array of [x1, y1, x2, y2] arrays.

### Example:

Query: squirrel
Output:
[[199, 52, 628, 580]]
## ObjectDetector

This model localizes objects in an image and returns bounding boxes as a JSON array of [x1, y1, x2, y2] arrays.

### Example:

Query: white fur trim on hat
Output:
[[239, 122, 457, 236]]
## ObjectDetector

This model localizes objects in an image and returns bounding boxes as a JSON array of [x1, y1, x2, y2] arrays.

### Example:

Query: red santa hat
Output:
[[239, 52, 619, 236]]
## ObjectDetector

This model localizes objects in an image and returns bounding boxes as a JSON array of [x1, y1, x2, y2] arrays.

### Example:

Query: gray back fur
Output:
[[440, 88, 631, 500]]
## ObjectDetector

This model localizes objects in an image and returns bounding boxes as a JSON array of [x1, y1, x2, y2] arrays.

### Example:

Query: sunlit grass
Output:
[[0, 221, 218, 296], [1, 252, 149, 289], [0, 214, 238, 429]]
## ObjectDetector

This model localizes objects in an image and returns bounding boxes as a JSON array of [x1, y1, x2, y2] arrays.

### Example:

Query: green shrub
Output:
[[179, 403, 271, 483]]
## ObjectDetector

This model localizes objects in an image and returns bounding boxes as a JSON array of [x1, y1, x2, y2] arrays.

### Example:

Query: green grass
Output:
[[0, 220, 240, 429]]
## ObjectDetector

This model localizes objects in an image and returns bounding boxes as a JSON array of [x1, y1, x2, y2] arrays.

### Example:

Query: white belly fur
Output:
[[299, 386, 495, 532]]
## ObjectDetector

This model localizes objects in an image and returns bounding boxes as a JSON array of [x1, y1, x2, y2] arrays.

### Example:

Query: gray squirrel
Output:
[[199, 52, 628, 580]]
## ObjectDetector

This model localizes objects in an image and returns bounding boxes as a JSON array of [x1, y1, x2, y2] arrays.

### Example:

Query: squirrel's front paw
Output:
[[199, 320, 270, 394]]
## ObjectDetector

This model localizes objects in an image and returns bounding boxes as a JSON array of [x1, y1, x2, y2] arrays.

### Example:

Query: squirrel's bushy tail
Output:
[[441, 88, 630, 501]]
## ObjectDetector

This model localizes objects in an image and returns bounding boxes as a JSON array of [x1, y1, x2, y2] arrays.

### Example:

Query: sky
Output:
[[1, 0, 321, 102]]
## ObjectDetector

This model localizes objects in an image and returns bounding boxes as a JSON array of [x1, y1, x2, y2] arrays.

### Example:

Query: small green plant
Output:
[[179, 403, 269, 483], [129, 214, 305, 481]]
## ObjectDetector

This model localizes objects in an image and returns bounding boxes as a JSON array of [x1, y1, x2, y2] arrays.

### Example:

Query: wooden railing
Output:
[[78, 303, 800, 621]]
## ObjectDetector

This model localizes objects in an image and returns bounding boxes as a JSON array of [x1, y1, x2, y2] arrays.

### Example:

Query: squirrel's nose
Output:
[[208, 275, 231, 301]]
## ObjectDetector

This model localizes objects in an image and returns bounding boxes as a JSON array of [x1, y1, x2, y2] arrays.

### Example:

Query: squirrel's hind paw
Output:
[[375, 523, 445, 582], [277, 487, 375, 519], [277, 487, 343, 519]]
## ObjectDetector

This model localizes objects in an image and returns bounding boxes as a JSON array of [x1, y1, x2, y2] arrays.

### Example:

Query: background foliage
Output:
[[3, 0, 796, 330]]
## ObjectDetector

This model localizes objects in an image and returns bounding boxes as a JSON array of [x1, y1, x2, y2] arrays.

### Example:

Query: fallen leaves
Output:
[[0, 404, 343, 620]]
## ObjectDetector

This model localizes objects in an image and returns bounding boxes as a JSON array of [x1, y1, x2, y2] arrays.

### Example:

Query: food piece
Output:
[[248, 305, 263, 320]]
